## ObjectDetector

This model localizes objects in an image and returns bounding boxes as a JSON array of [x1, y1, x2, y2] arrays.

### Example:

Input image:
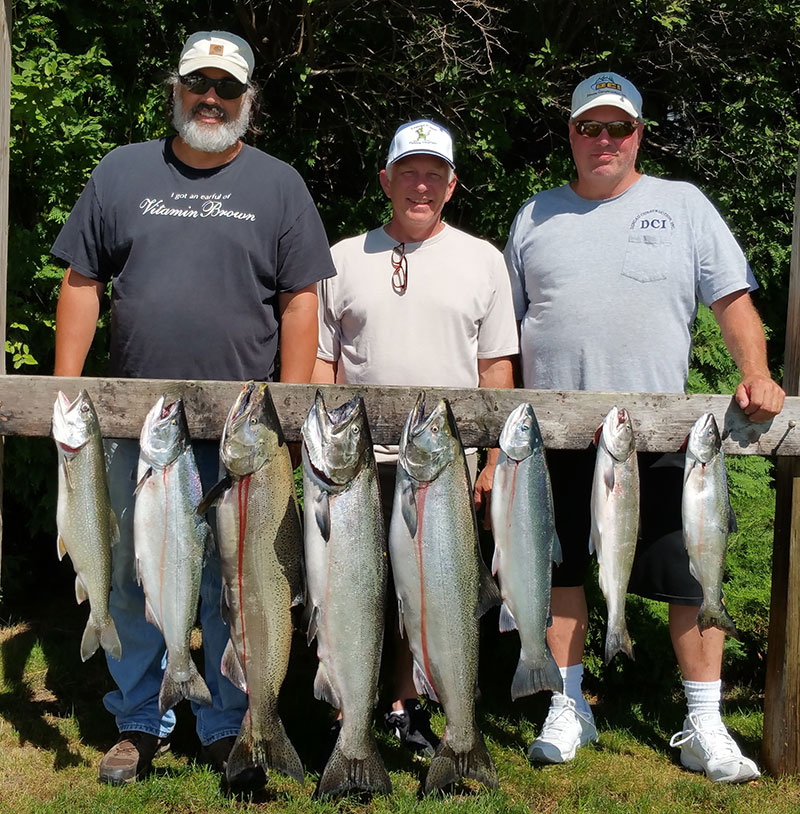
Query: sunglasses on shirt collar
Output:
[[179, 72, 248, 100], [573, 119, 640, 139]]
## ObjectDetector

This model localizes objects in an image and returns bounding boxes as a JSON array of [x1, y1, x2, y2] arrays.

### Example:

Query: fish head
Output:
[[399, 393, 460, 482], [687, 412, 721, 464], [52, 390, 101, 456], [139, 395, 190, 468], [302, 390, 371, 487], [498, 402, 543, 462], [220, 381, 285, 476], [600, 406, 636, 462]]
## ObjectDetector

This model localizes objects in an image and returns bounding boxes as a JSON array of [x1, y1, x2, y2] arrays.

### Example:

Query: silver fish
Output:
[[203, 382, 305, 784], [388, 393, 500, 794], [302, 390, 391, 798], [682, 412, 739, 638], [590, 406, 638, 664], [490, 403, 563, 698], [133, 396, 212, 715], [52, 390, 121, 662]]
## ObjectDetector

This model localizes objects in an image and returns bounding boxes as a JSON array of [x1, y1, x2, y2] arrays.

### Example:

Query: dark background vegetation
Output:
[[4, 0, 800, 699]]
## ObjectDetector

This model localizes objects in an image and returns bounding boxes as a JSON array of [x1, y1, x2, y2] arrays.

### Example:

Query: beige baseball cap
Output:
[[178, 31, 254, 84], [386, 120, 455, 169]]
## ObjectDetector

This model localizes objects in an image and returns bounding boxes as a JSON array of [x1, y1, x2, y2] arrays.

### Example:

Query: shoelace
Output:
[[541, 697, 593, 735], [669, 712, 738, 758]]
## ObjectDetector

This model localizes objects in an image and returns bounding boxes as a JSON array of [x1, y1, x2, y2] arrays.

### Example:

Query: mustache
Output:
[[191, 102, 227, 120]]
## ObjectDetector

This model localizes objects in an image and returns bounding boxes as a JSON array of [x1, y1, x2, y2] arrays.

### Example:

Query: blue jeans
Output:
[[103, 438, 248, 744]]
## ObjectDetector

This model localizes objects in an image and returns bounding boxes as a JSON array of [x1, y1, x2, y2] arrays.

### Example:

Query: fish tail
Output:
[[100, 617, 122, 661], [511, 647, 563, 699], [604, 626, 634, 665], [315, 732, 392, 799], [696, 602, 741, 640], [424, 731, 498, 793], [158, 658, 212, 715], [226, 713, 304, 784]]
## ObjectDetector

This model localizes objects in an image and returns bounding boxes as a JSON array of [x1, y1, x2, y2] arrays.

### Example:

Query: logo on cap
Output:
[[411, 124, 435, 144], [593, 77, 622, 92], [209, 44, 224, 56]]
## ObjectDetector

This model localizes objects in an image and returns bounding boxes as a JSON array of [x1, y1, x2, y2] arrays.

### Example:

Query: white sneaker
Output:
[[528, 695, 597, 764], [669, 712, 761, 783]]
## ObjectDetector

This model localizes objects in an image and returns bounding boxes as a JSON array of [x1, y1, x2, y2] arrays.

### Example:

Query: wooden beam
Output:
[[0, 0, 11, 584], [763, 145, 800, 775], [1, 374, 798, 453]]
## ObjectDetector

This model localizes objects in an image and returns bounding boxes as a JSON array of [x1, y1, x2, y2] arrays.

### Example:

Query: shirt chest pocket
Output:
[[621, 232, 671, 283]]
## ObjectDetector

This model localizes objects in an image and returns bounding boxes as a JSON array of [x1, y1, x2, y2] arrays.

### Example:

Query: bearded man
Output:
[[51, 31, 335, 788]]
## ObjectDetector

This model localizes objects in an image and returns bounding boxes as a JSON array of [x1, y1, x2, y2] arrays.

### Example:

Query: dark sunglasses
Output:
[[573, 120, 639, 139], [179, 72, 248, 100]]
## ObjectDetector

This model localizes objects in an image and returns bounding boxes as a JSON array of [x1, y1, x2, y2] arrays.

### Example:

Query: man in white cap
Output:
[[313, 119, 518, 754], [52, 30, 335, 787], [505, 71, 784, 782]]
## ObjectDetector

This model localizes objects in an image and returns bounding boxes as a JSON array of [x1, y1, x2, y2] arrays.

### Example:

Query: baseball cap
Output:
[[178, 31, 255, 85], [570, 73, 642, 119], [386, 120, 455, 169]]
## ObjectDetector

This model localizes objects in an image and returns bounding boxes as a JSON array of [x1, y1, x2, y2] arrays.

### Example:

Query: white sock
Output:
[[683, 678, 722, 722], [555, 664, 590, 713]]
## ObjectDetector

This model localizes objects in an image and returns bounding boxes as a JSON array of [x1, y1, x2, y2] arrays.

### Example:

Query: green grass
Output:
[[0, 595, 798, 813]]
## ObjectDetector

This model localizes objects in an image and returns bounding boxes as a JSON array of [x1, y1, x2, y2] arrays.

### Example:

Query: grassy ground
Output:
[[0, 591, 798, 814]]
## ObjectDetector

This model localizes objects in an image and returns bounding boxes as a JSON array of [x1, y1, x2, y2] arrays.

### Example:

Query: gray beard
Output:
[[172, 93, 252, 153]]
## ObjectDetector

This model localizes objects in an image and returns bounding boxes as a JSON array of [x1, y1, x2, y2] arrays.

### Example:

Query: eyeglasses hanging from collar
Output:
[[391, 243, 408, 295]]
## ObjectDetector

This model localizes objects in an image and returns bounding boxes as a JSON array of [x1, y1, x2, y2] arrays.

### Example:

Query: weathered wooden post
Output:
[[762, 147, 800, 775], [0, 0, 12, 578]]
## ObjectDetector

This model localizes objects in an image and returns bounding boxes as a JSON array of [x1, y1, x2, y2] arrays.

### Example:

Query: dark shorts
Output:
[[547, 448, 702, 606]]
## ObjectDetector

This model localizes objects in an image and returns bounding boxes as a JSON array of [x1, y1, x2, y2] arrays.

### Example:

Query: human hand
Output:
[[734, 374, 785, 423], [473, 458, 496, 531]]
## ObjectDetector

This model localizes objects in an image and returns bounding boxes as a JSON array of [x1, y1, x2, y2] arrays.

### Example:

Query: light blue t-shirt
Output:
[[504, 175, 756, 393]]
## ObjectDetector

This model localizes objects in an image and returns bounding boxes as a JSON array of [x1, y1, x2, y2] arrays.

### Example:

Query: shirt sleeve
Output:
[[316, 252, 340, 362], [503, 206, 530, 320], [476, 246, 520, 359]]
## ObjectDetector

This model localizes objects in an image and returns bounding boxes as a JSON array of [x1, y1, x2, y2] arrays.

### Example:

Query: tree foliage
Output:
[[5, 0, 800, 668]]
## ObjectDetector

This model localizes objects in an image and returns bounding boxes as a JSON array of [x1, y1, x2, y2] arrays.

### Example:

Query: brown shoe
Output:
[[200, 736, 266, 791], [98, 731, 170, 785]]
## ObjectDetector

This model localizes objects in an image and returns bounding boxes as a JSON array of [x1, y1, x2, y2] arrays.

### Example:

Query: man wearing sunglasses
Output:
[[312, 119, 518, 757], [51, 30, 335, 789], [505, 72, 784, 782]]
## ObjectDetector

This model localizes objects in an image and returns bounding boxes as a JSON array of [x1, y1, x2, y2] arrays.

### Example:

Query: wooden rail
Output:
[[1, 374, 799, 454]]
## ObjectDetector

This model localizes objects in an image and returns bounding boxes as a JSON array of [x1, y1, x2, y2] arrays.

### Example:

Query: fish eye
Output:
[[250, 417, 257, 425], [521, 422, 530, 431], [80, 403, 90, 413], [431, 423, 440, 433], [352, 426, 360, 435]]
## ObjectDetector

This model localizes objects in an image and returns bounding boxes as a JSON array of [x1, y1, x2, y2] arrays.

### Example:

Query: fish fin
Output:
[[197, 474, 233, 516], [133, 467, 153, 497], [604, 626, 634, 665], [313, 491, 331, 542], [220, 583, 231, 624], [588, 534, 595, 555], [227, 710, 305, 785], [424, 730, 498, 793], [307, 604, 320, 645], [511, 645, 563, 699], [552, 533, 563, 565], [315, 731, 391, 799], [100, 617, 122, 661], [687, 557, 701, 584], [61, 457, 74, 491], [498, 602, 517, 633], [221, 639, 247, 693], [602, 461, 615, 493], [74, 574, 88, 604], [158, 657, 212, 716], [728, 502, 738, 534], [143, 599, 163, 633], [477, 562, 501, 618], [400, 479, 418, 538], [491, 545, 501, 576], [313, 661, 341, 708], [697, 602, 741, 640], [396, 596, 405, 637], [79, 618, 100, 662], [56, 535, 67, 561], [290, 554, 306, 608], [412, 660, 439, 702], [108, 510, 120, 547]]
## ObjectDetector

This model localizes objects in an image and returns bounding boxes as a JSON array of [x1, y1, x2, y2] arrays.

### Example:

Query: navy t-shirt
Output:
[[51, 137, 336, 381]]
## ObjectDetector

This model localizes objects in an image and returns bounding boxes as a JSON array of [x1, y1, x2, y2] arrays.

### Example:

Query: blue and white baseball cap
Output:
[[386, 120, 455, 169], [570, 73, 642, 119]]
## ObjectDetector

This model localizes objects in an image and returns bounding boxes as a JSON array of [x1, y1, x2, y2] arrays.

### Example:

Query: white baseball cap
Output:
[[178, 31, 255, 84], [570, 73, 642, 119], [386, 120, 455, 169]]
